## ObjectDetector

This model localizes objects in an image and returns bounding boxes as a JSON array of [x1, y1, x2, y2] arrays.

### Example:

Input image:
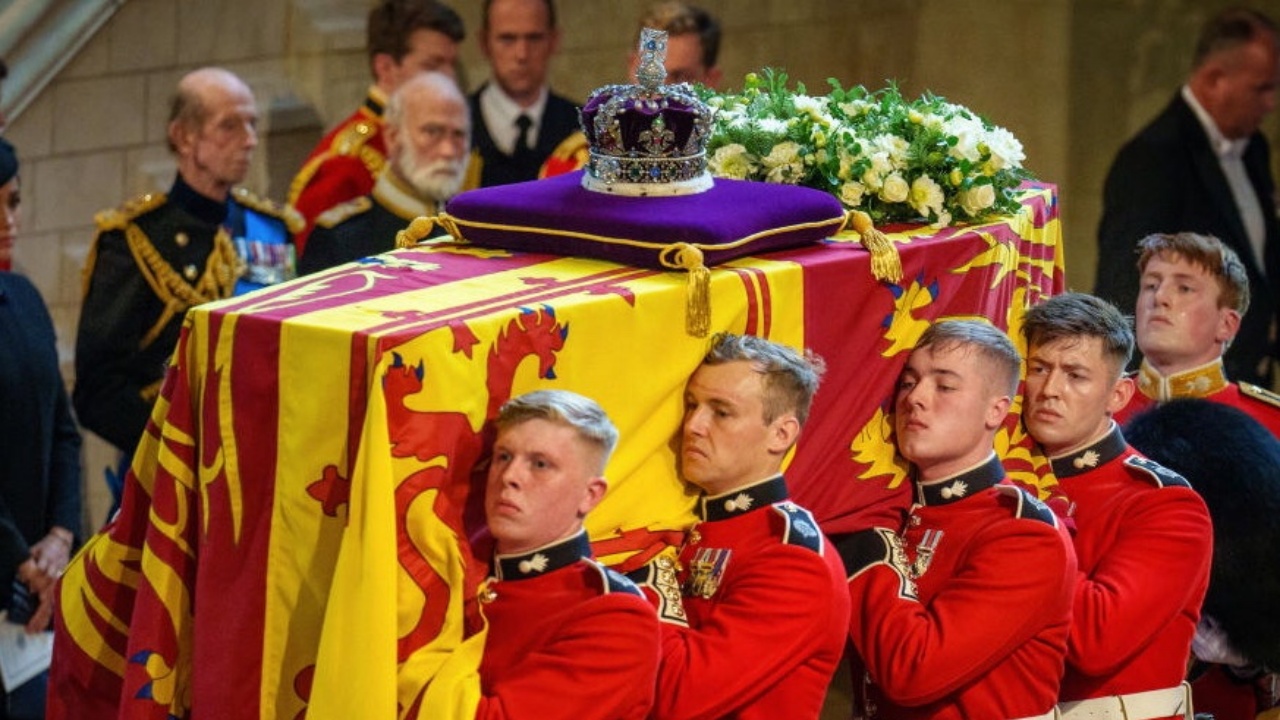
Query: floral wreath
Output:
[[699, 69, 1032, 227]]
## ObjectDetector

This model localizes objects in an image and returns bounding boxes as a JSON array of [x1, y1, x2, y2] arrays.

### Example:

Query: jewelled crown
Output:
[[580, 28, 715, 196]]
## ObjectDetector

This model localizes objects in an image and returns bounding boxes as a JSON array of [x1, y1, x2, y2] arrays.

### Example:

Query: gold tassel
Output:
[[395, 213, 464, 249], [660, 243, 711, 338], [847, 210, 903, 283]]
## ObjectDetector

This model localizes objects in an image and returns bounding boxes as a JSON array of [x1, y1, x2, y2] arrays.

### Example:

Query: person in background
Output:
[[840, 320, 1076, 719], [289, 0, 465, 253], [628, 1, 722, 88], [0, 137, 83, 720], [473, 389, 659, 719], [628, 332, 850, 720], [1116, 232, 1280, 435], [299, 71, 470, 274], [470, 0, 582, 186], [1021, 292, 1211, 720], [75, 67, 297, 462], [1095, 7, 1280, 387], [0, 58, 9, 137]]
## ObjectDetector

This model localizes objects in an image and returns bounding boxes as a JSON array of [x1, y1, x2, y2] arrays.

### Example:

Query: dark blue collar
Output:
[[699, 475, 788, 522], [1050, 423, 1127, 479], [169, 174, 228, 226], [915, 454, 1004, 506], [494, 531, 591, 581]]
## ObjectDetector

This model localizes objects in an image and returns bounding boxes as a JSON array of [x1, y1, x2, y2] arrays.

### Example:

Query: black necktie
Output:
[[514, 114, 533, 156]]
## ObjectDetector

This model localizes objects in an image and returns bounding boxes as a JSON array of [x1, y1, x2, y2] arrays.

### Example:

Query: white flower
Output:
[[709, 143, 756, 180], [762, 141, 805, 183], [880, 173, 909, 203], [839, 181, 866, 208], [756, 117, 791, 137], [946, 114, 986, 162], [984, 126, 1025, 170], [909, 174, 945, 219], [958, 183, 997, 216], [793, 95, 833, 126], [871, 134, 909, 168]]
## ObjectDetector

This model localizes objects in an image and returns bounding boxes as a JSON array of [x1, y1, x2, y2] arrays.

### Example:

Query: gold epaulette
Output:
[[287, 121, 387, 204], [335, 120, 378, 155], [233, 187, 305, 234], [93, 192, 168, 232], [1240, 382, 1280, 410], [315, 196, 373, 229]]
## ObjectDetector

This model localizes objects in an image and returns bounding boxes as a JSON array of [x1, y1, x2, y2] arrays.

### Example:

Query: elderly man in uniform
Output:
[[1116, 232, 1280, 435], [289, 0, 465, 252], [75, 67, 298, 459], [299, 71, 469, 274], [470, 389, 659, 719], [840, 320, 1077, 719], [1021, 292, 1212, 720], [626, 333, 850, 720]]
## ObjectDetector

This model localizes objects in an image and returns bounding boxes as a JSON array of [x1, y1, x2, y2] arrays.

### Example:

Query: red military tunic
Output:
[[476, 531, 660, 720], [288, 87, 390, 254], [1117, 359, 1280, 436], [845, 454, 1077, 720], [1050, 424, 1211, 719], [652, 475, 851, 720]]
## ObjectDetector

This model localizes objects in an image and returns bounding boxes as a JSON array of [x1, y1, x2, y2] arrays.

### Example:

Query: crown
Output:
[[580, 28, 715, 196]]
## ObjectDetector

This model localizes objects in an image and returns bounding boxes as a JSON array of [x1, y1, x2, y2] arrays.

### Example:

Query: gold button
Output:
[[175, 232, 189, 248]]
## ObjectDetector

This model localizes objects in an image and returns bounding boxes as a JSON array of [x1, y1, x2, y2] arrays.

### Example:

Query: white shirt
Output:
[[1182, 84, 1267, 270], [478, 83, 549, 156]]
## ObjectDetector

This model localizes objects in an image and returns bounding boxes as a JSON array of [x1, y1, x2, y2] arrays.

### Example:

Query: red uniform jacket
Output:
[[653, 475, 851, 720], [1051, 424, 1212, 717], [288, 87, 389, 253], [1117, 359, 1280, 436], [477, 532, 660, 720], [847, 454, 1077, 720]]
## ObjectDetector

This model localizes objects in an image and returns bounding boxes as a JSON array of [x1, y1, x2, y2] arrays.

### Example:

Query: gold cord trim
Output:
[[125, 224, 243, 349], [396, 214, 463, 248], [445, 214, 845, 253]]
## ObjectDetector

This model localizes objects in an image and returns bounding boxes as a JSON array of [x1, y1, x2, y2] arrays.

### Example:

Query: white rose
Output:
[[958, 184, 997, 216], [762, 141, 804, 183], [709, 143, 757, 180], [839, 181, 866, 208], [880, 173, 909, 203]]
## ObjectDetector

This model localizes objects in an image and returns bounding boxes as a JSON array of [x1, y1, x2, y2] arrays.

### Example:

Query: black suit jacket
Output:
[[1095, 92, 1279, 385], [468, 84, 581, 188]]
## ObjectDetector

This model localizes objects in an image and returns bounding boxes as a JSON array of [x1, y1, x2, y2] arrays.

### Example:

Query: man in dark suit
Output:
[[1095, 8, 1280, 386], [469, 0, 582, 187]]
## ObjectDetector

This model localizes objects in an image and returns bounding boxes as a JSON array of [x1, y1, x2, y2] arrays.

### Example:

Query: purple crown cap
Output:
[[579, 28, 714, 196]]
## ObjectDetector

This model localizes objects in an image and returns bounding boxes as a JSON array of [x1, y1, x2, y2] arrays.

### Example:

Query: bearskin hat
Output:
[[1125, 398, 1280, 668]]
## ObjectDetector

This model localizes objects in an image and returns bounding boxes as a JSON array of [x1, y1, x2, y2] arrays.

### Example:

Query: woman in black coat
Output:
[[0, 137, 82, 720]]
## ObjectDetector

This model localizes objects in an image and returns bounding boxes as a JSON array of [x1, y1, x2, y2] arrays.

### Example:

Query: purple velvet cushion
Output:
[[443, 170, 846, 269]]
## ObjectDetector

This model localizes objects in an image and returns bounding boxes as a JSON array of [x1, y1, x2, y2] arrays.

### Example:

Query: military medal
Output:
[[911, 529, 943, 579], [685, 547, 731, 599]]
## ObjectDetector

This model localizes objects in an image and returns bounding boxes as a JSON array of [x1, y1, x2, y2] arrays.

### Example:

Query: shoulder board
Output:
[[994, 485, 1058, 526], [315, 196, 373, 229], [232, 188, 305, 233], [1240, 382, 1280, 411], [94, 192, 168, 232], [592, 562, 643, 598], [335, 120, 379, 155], [770, 501, 824, 554], [1123, 455, 1190, 488]]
